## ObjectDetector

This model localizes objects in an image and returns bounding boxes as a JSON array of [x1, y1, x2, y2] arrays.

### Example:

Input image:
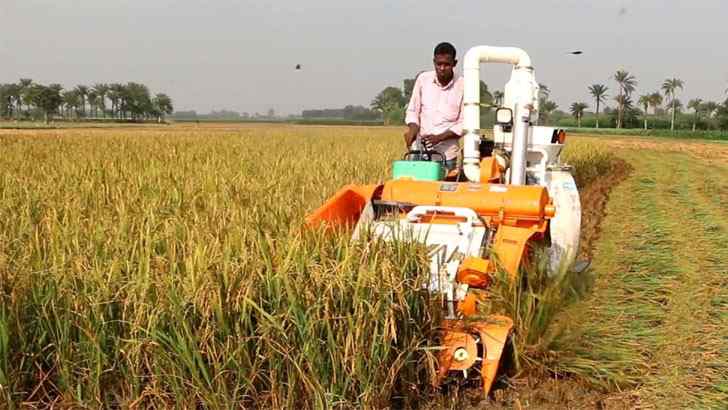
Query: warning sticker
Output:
[[439, 183, 458, 192]]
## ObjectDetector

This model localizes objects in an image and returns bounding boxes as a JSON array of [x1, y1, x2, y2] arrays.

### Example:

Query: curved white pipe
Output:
[[462, 46, 534, 183]]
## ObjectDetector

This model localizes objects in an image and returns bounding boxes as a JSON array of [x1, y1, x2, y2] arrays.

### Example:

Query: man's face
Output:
[[433, 54, 456, 85]]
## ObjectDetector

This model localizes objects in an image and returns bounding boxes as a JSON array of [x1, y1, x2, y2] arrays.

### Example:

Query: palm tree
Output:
[[540, 100, 558, 125], [588, 84, 608, 128], [108, 83, 124, 118], [687, 98, 703, 131], [3, 84, 21, 119], [614, 94, 633, 127], [538, 83, 550, 100], [661, 78, 684, 131], [648, 92, 663, 115], [88, 90, 99, 118], [614, 70, 637, 128], [702, 101, 719, 119], [75, 85, 89, 117], [62, 90, 80, 118], [493, 91, 504, 106], [18, 78, 33, 117], [569, 102, 588, 127], [638, 94, 651, 129], [92, 83, 109, 117]]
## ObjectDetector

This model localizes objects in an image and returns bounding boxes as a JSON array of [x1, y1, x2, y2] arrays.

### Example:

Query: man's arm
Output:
[[404, 76, 423, 148], [404, 123, 420, 148]]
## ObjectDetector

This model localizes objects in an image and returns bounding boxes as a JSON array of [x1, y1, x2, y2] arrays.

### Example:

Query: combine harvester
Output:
[[306, 46, 581, 395]]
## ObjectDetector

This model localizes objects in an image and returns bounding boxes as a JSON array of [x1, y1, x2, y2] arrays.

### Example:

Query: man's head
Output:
[[433, 42, 457, 85]]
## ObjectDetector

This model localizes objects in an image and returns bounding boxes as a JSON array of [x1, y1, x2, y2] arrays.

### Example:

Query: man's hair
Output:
[[433, 42, 456, 59]]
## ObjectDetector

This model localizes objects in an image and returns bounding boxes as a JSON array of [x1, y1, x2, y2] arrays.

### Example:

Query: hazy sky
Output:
[[2, 0, 727, 115]]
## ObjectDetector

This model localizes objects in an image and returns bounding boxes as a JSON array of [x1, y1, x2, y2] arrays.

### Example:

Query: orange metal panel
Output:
[[473, 316, 514, 395], [492, 224, 540, 279], [304, 184, 379, 229], [479, 157, 503, 183], [435, 316, 514, 395], [380, 179, 552, 222], [456, 257, 492, 288]]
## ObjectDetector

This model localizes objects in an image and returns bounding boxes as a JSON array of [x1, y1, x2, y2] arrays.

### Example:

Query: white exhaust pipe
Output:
[[462, 46, 536, 183]]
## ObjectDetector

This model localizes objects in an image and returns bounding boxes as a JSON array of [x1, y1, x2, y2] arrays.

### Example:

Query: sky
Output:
[[2, 0, 727, 116]]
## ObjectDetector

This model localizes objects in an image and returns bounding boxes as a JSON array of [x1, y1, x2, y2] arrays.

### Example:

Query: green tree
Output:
[[540, 100, 558, 125], [0, 84, 19, 119], [717, 98, 728, 130], [153, 93, 174, 121], [4, 84, 21, 119], [613, 94, 634, 127], [403, 78, 416, 101], [538, 83, 550, 100], [92, 83, 109, 117], [108, 83, 125, 118], [88, 90, 99, 118], [701, 101, 718, 119], [62, 90, 81, 118], [75, 85, 89, 117], [638, 94, 651, 129], [588, 84, 608, 128], [371, 86, 405, 125], [124, 82, 153, 120], [648, 92, 663, 116], [537, 83, 557, 125], [18, 78, 33, 117], [493, 91, 504, 106], [614, 70, 637, 128], [687, 98, 703, 131], [30, 84, 63, 123], [569, 102, 588, 127], [661, 78, 684, 131], [479, 81, 493, 108]]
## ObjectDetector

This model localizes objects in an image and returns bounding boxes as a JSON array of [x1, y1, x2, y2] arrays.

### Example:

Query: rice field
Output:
[[0, 124, 724, 408]]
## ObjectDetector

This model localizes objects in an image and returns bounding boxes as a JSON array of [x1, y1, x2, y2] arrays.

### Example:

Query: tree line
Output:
[[370, 71, 728, 131], [0, 79, 174, 123], [302, 105, 380, 121], [553, 71, 728, 131]]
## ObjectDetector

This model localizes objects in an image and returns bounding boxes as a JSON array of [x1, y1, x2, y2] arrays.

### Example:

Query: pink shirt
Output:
[[404, 70, 464, 160]]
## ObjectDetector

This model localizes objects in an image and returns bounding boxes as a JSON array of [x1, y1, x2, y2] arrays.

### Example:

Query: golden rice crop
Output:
[[0, 124, 616, 408]]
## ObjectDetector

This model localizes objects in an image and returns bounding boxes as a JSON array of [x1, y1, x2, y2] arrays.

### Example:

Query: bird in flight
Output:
[[295, 64, 302, 70], [568, 51, 583, 55]]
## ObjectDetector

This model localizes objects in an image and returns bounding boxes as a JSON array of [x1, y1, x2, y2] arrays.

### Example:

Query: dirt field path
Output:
[[564, 139, 728, 409]]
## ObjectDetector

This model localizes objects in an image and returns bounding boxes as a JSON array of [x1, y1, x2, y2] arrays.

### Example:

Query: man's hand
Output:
[[421, 133, 446, 147], [404, 123, 419, 149]]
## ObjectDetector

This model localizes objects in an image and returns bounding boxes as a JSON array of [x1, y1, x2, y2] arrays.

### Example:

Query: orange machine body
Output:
[[380, 179, 555, 224], [305, 167, 555, 395]]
